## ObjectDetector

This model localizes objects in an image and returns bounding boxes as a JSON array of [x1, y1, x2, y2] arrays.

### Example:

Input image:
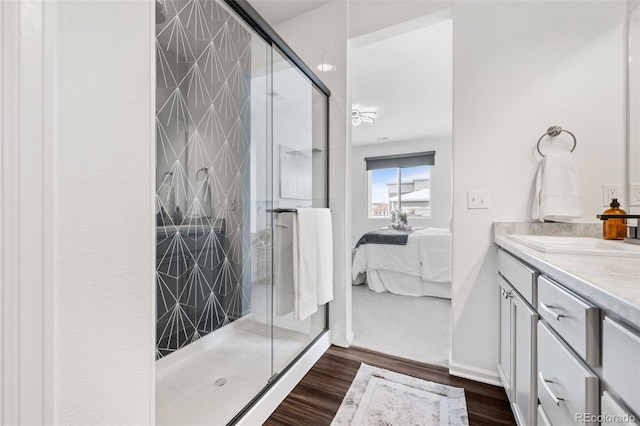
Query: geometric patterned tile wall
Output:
[[155, 0, 252, 359]]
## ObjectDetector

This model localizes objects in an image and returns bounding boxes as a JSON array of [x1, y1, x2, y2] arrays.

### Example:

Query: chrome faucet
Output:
[[626, 220, 640, 245]]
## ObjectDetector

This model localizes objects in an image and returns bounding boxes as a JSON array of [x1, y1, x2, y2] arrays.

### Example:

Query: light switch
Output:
[[467, 190, 490, 209]]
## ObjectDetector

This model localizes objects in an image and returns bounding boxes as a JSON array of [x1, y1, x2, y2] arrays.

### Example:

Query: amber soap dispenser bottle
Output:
[[602, 198, 627, 240]]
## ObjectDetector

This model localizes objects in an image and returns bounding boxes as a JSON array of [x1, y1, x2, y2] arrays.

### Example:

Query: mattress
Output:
[[352, 228, 452, 298]]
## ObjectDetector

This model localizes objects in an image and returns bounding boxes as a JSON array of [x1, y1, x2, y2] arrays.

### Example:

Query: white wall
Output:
[[348, 0, 626, 383], [53, 1, 154, 423], [451, 0, 626, 381], [272, 2, 352, 346], [351, 138, 452, 247]]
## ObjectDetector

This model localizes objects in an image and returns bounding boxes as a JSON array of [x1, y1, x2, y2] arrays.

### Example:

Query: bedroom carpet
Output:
[[351, 284, 450, 366]]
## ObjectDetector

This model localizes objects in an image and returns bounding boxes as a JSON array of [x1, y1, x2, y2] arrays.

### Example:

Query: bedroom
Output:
[[349, 13, 453, 365]]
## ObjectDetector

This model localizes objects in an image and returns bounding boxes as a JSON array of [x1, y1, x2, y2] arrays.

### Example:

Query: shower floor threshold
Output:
[[155, 314, 316, 425]]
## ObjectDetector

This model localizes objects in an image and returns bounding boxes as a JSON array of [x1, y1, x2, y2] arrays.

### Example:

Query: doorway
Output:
[[348, 12, 453, 366]]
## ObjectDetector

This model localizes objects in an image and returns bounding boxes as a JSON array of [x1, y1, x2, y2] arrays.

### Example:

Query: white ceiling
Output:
[[351, 19, 453, 146], [246, 1, 453, 147], [249, 0, 331, 25]]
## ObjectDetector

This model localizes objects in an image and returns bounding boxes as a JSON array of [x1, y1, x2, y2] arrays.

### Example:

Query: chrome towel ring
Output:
[[536, 126, 577, 157], [196, 167, 208, 180]]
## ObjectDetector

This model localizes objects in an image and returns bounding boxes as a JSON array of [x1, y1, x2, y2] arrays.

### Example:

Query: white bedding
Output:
[[366, 270, 451, 299], [352, 228, 451, 298]]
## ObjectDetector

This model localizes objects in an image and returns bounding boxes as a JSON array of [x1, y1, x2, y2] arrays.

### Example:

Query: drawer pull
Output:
[[540, 302, 565, 321], [539, 372, 564, 406]]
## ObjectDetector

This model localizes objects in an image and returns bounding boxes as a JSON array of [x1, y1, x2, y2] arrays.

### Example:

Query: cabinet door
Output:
[[498, 276, 513, 399], [537, 404, 552, 426], [603, 317, 640, 417], [601, 391, 639, 425], [513, 291, 538, 426]]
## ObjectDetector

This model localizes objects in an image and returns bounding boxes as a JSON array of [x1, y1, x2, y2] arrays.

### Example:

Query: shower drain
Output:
[[213, 378, 228, 388]]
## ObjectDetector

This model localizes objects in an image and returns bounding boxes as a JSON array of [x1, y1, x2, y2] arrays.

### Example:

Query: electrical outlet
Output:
[[602, 184, 622, 206], [630, 184, 640, 207], [229, 198, 236, 211], [467, 190, 490, 209]]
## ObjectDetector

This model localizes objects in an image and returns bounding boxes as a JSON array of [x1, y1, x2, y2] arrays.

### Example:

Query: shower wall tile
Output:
[[321, 50, 335, 89], [155, 0, 253, 358], [310, 8, 323, 56], [331, 198, 346, 248], [309, 52, 324, 80], [332, 247, 347, 296], [331, 97, 347, 150], [328, 298, 350, 346], [333, 48, 347, 98], [321, 2, 337, 53], [329, 148, 346, 199]]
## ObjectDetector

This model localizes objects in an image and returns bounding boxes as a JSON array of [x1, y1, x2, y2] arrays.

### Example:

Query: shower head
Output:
[[156, 0, 166, 25]]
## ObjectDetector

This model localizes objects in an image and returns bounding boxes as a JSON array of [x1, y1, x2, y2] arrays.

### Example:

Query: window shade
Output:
[[364, 151, 435, 171]]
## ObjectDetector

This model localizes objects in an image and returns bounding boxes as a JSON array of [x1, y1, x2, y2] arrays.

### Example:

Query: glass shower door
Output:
[[155, 1, 329, 423], [154, 1, 274, 424], [271, 47, 328, 376]]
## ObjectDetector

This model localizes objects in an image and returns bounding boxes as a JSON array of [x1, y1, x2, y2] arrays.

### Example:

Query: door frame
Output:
[[1, 1, 55, 423]]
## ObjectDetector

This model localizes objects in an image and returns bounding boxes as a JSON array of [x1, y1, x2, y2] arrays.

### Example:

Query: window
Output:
[[366, 151, 435, 218]]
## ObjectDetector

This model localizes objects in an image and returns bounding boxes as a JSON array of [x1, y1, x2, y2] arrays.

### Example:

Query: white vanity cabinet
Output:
[[496, 237, 640, 426], [601, 391, 640, 425], [602, 317, 640, 420], [498, 276, 513, 398], [498, 250, 538, 426]]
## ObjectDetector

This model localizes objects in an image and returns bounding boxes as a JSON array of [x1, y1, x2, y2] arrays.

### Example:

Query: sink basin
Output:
[[507, 235, 640, 258]]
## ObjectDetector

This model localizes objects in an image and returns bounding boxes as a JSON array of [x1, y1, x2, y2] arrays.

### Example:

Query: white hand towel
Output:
[[293, 208, 333, 320], [532, 152, 582, 222]]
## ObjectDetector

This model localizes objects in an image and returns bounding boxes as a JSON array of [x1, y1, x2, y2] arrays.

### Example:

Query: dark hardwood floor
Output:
[[264, 345, 516, 426]]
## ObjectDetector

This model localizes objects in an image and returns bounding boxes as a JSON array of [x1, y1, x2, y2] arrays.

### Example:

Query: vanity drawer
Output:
[[603, 317, 640, 417], [537, 275, 599, 366], [537, 322, 599, 426], [498, 249, 537, 306], [536, 404, 552, 426], [601, 391, 639, 425]]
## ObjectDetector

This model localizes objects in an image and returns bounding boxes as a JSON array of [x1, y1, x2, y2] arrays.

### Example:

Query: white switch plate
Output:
[[602, 184, 622, 206], [467, 190, 490, 209], [630, 184, 640, 207]]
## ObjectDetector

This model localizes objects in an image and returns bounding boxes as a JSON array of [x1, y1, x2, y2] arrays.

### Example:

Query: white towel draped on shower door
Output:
[[292, 208, 333, 321], [274, 213, 295, 316]]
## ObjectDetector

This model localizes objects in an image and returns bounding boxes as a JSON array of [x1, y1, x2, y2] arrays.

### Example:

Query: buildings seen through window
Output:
[[369, 165, 430, 218]]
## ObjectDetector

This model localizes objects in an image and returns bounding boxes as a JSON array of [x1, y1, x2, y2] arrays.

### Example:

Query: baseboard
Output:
[[236, 331, 331, 425], [449, 361, 503, 387]]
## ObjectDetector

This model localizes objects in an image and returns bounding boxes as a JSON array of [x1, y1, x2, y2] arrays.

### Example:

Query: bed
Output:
[[351, 228, 451, 299]]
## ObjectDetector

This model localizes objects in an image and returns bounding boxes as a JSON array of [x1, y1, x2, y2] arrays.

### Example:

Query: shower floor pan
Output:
[[155, 316, 314, 425]]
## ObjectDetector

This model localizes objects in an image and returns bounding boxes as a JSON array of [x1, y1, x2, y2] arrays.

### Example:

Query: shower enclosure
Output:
[[154, 0, 329, 424]]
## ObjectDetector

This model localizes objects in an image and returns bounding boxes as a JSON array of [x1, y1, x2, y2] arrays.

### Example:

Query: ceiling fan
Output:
[[351, 109, 376, 126]]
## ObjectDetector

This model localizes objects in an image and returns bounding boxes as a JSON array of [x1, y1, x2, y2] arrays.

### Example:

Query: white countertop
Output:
[[495, 235, 640, 329]]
